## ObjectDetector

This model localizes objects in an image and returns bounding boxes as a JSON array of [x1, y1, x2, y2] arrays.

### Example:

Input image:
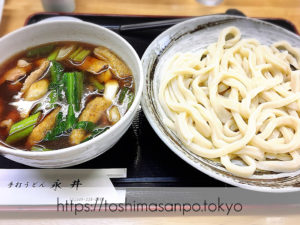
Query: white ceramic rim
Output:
[[38, 16, 82, 23], [0, 20, 144, 157], [141, 14, 300, 192]]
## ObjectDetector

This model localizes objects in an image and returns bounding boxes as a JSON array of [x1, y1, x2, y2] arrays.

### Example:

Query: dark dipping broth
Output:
[[0, 42, 135, 151]]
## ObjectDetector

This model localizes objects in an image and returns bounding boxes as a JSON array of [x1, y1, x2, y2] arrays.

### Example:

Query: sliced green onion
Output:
[[127, 92, 135, 110], [6, 112, 41, 144], [26, 44, 55, 58], [31, 103, 42, 115], [57, 45, 76, 61], [89, 76, 104, 92], [48, 48, 60, 60], [9, 112, 41, 135], [104, 80, 119, 101], [6, 125, 34, 144], [69, 47, 83, 59], [118, 87, 129, 104], [73, 49, 90, 62]]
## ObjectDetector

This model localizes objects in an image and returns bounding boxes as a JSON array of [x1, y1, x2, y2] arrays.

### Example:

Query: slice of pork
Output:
[[21, 59, 49, 94]]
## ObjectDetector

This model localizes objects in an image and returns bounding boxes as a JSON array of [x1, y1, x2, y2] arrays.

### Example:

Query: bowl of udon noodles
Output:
[[0, 20, 143, 167], [142, 14, 300, 192]]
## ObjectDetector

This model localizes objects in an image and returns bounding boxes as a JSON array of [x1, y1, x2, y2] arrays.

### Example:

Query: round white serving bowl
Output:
[[142, 14, 300, 192], [0, 20, 143, 167]]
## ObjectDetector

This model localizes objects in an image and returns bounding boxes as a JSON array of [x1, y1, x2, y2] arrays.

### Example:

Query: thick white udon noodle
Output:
[[159, 26, 300, 178]]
